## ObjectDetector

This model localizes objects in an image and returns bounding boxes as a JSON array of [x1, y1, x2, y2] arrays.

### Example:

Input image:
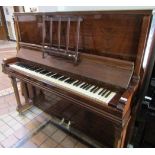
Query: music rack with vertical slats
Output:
[[42, 15, 83, 64]]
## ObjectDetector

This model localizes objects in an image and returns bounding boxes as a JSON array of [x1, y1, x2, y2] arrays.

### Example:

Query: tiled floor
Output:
[[0, 40, 16, 50], [0, 42, 89, 148]]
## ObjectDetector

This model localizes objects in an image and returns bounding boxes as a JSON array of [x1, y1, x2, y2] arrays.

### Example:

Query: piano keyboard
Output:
[[9, 63, 116, 104]]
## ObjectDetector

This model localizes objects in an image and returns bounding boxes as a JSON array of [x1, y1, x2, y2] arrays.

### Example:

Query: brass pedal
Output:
[[59, 118, 65, 125], [67, 120, 71, 129]]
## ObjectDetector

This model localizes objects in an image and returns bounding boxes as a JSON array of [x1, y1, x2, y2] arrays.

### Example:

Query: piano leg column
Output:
[[21, 82, 33, 105], [10, 77, 22, 112], [11, 77, 33, 113], [27, 83, 35, 103]]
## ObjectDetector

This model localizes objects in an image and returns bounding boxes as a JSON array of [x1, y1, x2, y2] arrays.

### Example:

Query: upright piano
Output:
[[2, 10, 155, 147]]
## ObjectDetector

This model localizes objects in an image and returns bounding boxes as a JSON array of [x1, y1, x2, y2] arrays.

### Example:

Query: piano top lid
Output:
[[14, 10, 153, 80], [14, 10, 153, 15]]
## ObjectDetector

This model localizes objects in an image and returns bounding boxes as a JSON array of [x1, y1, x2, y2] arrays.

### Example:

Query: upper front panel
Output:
[[14, 10, 152, 65]]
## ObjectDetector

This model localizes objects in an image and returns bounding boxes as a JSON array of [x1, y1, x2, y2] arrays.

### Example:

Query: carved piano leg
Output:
[[22, 82, 33, 106], [27, 83, 34, 103], [10, 77, 22, 112], [11, 77, 33, 113]]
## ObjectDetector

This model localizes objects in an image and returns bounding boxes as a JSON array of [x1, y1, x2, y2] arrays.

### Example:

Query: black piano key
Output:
[[76, 81, 83, 86], [53, 74, 62, 79], [83, 83, 89, 89], [93, 87, 100, 93], [74, 80, 80, 86], [62, 77, 69, 81], [98, 88, 105, 95], [35, 68, 43, 72], [51, 73, 58, 77], [30, 67, 39, 71], [38, 69, 46, 73], [73, 80, 79, 86], [33, 66, 40, 70], [59, 76, 68, 81], [46, 72, 54, 76], [46, 72, 53, 76], [40, 70, 49, 74], [92, 86, 98, 93], [105, 91, 111, 98], [83, 83, 89, 88], [80, 83, 87, 88], [69, 79, 76, 84], [57, 76, 64, 79], [66, 80, 72, 84], [101, 90, 108, 96], [90, 86, 97, 92], [85, 84, 92, 90], [65, 78, 71, 82], [50, 73, 57, 77]]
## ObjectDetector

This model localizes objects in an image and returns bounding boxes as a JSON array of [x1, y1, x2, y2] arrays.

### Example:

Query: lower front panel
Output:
[[32, 89, 117, 147]]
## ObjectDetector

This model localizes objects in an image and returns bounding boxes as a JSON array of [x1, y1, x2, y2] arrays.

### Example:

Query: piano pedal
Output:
[[67, 120, 71, 129], [59, 118, 65, 125], [59, 118, 72, 129]]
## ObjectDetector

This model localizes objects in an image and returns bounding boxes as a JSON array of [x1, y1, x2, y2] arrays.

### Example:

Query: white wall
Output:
[[3, 6, 16, 40], [26, 6, 155, 12]]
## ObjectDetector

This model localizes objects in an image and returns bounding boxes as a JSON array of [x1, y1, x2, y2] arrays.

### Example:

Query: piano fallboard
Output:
[[17, 47, 134, 89]]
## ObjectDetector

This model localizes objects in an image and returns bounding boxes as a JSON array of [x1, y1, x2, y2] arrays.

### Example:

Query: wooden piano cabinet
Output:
[[2, 10, 155, 147]]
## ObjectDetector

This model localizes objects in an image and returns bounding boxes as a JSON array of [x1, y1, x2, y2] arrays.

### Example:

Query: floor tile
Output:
[[42, 123, 57, 136], [14, 127, 29, 139], [74, 142, 88, 148], [3, 128, 14, 137], [25, 119, 40, 131], [30, 107, 43, 115], [20, 140, 38, 148], [0, 143, 3, 148], [23, 111, 37, 120], [40, 138, 57, 148], [0, 124, 11, 133], [0, 134, 18, 148], [60, 135, 77, 148], [1, 116, 13, 122], [56, 144, 63, 148], [18, 117, 31, 125], [35, 114, 47, 124], [11, 123, 23, 131], [6, 119, 19, 127], [31, 131, 48, 146], [51, 129, 67, 143], [0, 133, 6, 141], [0, 120, 5, 127]]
